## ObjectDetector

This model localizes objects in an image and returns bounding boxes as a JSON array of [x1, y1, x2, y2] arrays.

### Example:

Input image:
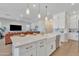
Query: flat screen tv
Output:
[[10, 25, 22, 31]]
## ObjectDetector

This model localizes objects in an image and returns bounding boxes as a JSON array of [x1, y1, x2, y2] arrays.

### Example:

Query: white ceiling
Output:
[[0, 3, 79, 23]]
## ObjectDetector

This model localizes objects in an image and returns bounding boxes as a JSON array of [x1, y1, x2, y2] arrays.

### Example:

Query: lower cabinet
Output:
[[19, 42, 36, 56], [13, 37, 57, 56], [47, 42, 54, 55], [47, 37, 56, 55], [36, 39, 47, 56], [28, 49, 36, 56]]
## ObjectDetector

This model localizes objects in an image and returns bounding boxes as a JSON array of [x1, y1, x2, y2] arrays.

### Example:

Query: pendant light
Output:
[[26, 4, 30, 15], [33, 4, 36, 7], [38, 3, 41, 19], [45, 5, 48, 21]]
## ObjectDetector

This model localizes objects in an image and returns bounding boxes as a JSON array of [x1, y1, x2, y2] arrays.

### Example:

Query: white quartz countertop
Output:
[[11, 32, 61, 47]]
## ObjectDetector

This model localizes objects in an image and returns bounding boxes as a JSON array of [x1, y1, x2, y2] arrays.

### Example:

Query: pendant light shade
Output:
[[45, 16, 48, 21], [38, 13, 41, 18], [26, 4, 30, 15], [26, 8, 30, 15], [45, 5, 48, 20], [38, 3, 41, 19]]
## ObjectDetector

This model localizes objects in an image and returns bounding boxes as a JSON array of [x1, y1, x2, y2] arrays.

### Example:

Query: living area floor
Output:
[[0, 39, 12, 56], [0, 39, 79, 56]]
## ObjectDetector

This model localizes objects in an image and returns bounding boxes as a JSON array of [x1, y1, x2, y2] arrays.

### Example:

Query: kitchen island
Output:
[[11, 33, 60, 56]]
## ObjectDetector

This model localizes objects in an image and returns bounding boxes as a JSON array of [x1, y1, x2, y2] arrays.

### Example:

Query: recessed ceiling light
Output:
[[33, 4, 36, 7]]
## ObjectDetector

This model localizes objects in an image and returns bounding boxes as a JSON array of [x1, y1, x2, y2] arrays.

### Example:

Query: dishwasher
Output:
[[56, 35, 60, 48]]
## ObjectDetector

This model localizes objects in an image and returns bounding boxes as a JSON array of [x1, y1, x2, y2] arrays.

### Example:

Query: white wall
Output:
[[0, 17, 51, 34], [0, 18, 29, 33]]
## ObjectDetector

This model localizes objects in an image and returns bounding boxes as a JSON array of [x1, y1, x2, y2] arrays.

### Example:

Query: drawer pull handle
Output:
[[31, 54, 33, 56], [26, 48, 29, 49], [30, 46, 32, 48], [40, 45, 44, 47], [40, 42, 44, 44]]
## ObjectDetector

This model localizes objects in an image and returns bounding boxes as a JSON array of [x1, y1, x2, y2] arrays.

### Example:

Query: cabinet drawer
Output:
[[36, 39, 47, 56], [20, 42, 36, 50], [19, 48, 36, 56], [47, 42, 53, 55], [19, 42, 36, 55], [47, 40, 56, 55], [37, 39, 46, 46], [19, 50, 29, 56]]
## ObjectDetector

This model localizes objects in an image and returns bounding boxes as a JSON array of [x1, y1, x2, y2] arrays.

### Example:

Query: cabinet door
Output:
[[70, 15, 78, 29], [47, 37, 56, 55], [19, 47, 29, 56], [53, 40, 56, 51], [19, 42, 36, 56], [47, 42, 53, 55], [53, 12, 65, 28], [19, 50, 29, 56], [29, 47, 36, 56], [36, 39, 47, 56]]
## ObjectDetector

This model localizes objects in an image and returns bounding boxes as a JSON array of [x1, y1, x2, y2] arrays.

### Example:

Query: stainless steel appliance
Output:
[[56, 35, 60, 48]]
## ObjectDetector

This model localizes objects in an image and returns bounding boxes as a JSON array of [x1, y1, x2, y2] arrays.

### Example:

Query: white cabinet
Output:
[[47, 42, 53, 55], [47, 37, 56, 55], [36, 39, 47, 56], [69, 15, 78, 29], [60, 32, 68, 43], [12, 34, 58, 56], [68, 32, 78, 41], [19, 42, 36, 56], [12, 46, 19, 56], [53, 12, 66, 29], [28, 49, 36, 56], [60, 33, 66, 42]]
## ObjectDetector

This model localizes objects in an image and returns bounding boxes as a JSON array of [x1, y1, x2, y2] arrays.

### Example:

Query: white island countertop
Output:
[[11, 32, 61, 47]]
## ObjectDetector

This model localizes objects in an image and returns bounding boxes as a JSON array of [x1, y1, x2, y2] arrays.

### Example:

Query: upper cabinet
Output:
[[69, 15, 78, 29], [53, 12, 69, 29], [53, 12, 65, 29]]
